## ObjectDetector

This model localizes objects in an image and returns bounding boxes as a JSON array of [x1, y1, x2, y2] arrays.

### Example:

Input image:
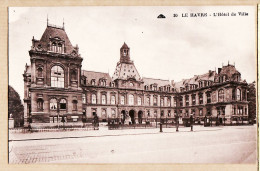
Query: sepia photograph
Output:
[[8, 6, 257, 165]]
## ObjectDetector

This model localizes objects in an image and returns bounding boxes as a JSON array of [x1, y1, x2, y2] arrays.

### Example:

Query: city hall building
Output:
[[23, 23, 249, 128]]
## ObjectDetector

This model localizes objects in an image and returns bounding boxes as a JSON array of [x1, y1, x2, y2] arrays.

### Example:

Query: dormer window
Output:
[[52, 42, 57, 52], [57, 43, 62, 53], [50, 41, 63, 53], [91, 79, 96, 86]]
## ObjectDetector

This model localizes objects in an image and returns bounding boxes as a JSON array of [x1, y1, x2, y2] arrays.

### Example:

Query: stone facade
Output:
[[23, 23, 249, 128]]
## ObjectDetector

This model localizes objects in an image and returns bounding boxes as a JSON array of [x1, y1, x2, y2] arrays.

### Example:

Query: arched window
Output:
[[137, 97, 142, 105], [73, 100, 77, 110], [50, 98, 57, 110], [111, 95, 116, 105], [60, 99, 66, 110], [101, 94, 106, 104], [37, 99, 43, 110], [237, 88, 241, 101], [51, 66, 64, 88], [37, 67, 43, 77], [129, 94, 134, 105], [91, 94, 97, 104], [121, 96, 125, 105], [218, 89, 224, 102]]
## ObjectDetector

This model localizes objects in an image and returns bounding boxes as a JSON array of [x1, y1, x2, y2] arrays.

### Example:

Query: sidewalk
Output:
[[9, 125, 224, 141]]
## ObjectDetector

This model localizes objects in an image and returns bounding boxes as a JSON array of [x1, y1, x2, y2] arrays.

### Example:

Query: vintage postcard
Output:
[[6, 5, 258, 170]]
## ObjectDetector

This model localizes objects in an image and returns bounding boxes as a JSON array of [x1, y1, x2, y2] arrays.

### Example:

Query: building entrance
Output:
[[138, 110, 143, 124], [129, 110, 135, 124]]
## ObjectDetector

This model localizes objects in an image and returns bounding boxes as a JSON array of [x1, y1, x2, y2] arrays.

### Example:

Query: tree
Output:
[[8, 85, 24, 127], [247, 81, 256, 121]]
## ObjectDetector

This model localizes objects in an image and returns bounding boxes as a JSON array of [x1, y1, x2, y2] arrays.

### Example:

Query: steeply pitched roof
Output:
[[81, 70, 112, 84], [112, 62, 141, 81], [143, 77, 171, 87], [218, 65, 240, 78], [35, 25, 75, 54], [121, 42, 129, 49], [173, 70, 216, 91]]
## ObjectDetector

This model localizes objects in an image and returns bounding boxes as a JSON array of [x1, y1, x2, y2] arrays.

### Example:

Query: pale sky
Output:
[[9, 6, 256, 101]]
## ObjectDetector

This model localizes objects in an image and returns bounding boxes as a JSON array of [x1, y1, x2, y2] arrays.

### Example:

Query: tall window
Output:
[[50, 98, 57, 110], [154, 110, 157, 117], [147, 97, 150, 106], [185, 95, 189, 106], [91, 94, 97, 104], [51, 66, 64, 88], [121, 96, 125, 105], [192, 95, 196, 105], [37, 99, 43, 110], [71, 70, 77, 80], [207, 92, 211, 103], [236, 88, 241, 101], [167, 98, 171, 107], [199, 109, 203, 116], [153, 97, 157, 106], [52, 42, 57, 52], [129, 94, 134, 105], [137, 97, 142, 105], [60, 99, 67, 110], [111, 95, 116, 105], [218, 89, 224, 102], [57, 43, 62, 53], [160, 98, 164, 106], [199, 93, 203, 104], [73, 100, 77, 110], [101, 95, 106, 104], [82, 94, 86, 103], [111, 109, 116, 118], [37, 67, 43, 77], [180, 96, 183, 107]]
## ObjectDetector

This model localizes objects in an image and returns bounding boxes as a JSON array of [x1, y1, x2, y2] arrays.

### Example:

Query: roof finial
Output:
[[63, 18, 65, 30], [228, 60, 229, 66], [234, 62, 235, 67], [47, 14, 49, 26]]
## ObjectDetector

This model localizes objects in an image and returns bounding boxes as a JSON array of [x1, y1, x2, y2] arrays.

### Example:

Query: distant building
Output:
[[23, 22, 249, 128]]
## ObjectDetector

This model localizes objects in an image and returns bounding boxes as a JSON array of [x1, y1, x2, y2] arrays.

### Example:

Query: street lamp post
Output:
[[160, 97, 163, 132]]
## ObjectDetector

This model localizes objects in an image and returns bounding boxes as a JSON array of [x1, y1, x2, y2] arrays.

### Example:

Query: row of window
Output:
[[89, 94, 143, 105], [37, 98, 78, 111], [178, 88, 244, 107], [144, 85, 172, 92]]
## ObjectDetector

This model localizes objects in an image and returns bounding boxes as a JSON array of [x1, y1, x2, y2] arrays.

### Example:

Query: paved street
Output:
[[9, 125, 257, 164]]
